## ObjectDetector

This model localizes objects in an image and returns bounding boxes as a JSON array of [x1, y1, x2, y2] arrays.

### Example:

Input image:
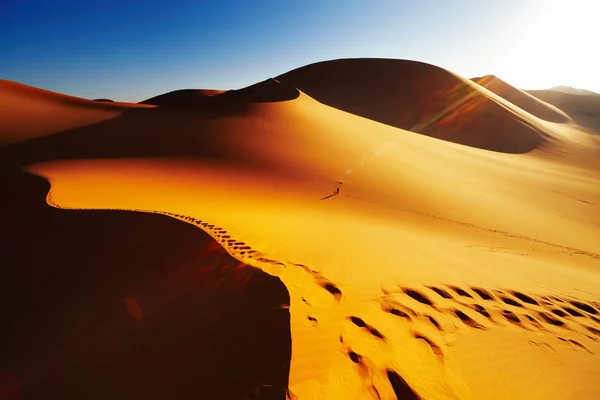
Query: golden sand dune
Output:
[[277, 59, 550, 153], [471, 75, 570, 123], [0, 80, 154, 146], [1, 58, 600, 399], [528, 89, 600, 132]]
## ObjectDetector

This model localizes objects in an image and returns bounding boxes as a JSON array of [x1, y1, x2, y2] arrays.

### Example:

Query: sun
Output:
[[498, 0, 598, 90]]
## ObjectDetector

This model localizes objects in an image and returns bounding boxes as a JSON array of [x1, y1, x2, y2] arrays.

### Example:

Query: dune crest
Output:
[[528, 89, 600, 132], [277, 58, 548, 153], [471, 75, 570, 123], [0, 80, 154, 146]]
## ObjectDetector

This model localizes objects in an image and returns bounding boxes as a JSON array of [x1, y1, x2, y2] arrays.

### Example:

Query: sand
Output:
[[1, 58, 600, 399]]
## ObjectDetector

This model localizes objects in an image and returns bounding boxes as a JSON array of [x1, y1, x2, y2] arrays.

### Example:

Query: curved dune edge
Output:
[[471, 75, 571, 123], [0, 80, 154, 146], [27, 155, 600, 400], [527, 89, 600, 132], [277, 59, 549, 153], [0, 169, 292, 399]]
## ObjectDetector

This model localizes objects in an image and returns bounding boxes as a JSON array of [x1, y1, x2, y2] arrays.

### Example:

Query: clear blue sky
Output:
[[1, 0, 597, 101]]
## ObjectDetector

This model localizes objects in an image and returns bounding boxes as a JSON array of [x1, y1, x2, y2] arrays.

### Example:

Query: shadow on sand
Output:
[[0, 168, 291, 399]]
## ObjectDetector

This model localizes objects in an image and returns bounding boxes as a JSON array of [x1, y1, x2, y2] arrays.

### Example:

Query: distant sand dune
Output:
[[528, 89, 600, 131], [140, 78, 298, 108], [277, 58, 546, 153], [0, 80, 153, 146], [471, 75, 570, 123]]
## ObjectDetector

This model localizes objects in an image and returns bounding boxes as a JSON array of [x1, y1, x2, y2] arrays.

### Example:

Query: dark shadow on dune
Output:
[[0, 79, 302, 169], [0, 168, 291, 400], [0, 108, 227, 167], [277, 58, 545, 153], [141, 79, 299, 108]]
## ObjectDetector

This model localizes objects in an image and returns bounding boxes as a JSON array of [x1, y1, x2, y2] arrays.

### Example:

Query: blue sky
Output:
[[1, 0, 597, 101]]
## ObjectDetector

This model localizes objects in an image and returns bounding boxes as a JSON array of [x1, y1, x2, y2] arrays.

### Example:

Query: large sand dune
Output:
[[0, 80, 153, 146], [1, 58, 600, 400], [471, 75, 570, 123], [277, 59, 551, 153]]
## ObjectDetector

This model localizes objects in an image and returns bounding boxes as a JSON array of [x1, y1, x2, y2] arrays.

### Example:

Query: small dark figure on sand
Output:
[[335, 187, 340, 195]]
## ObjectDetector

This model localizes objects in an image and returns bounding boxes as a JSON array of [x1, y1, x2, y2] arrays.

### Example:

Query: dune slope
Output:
[[2, 63, 600, 400], [0, 80, 154, 146], [0, 168, 291, 399], [277, 58, 547, 153], [471, 75, 570, 123], [528, 89, 600, 131]]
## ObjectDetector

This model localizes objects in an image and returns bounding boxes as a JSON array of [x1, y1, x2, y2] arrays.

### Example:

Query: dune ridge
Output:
[[0, 79, 154, 146], [527, 89, 600, 131], [471, 75, 570, 123], [277, 58, 550, 153]]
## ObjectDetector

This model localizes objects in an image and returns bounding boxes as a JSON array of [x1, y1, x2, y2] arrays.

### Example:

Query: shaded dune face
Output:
[[0, 169, 291, 400], [471, 75, 569, 123], [140, 78, 299, 108], [277, 58, 544, 153], [0, 80, 153, 146], [0, 79, 302, 168]]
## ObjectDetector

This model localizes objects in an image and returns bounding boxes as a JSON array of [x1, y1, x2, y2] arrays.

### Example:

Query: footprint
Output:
[[500, 296, 524, 308], [567, 339, 593, 354], [510, 291, 539, 306], [424, 315, 442, 331], [452, 309, 487, 330], [585, 326, 600, 337], [538, 312, 566, 327], [551, 309, 568, 318], [427, 286, 453, 299], [569, 301, 598, 315], [471, 287, 494, 301], [386, 370, 423, 400], [562, 307, 584, 317], [502, 310, 521, 324], [320, 282, 342, 301], [447, 286, 473, 299], [403, 288, 435, 308], [412, 332, 444, 362], [348, 316, 386, 341], [347, 349, 362, 364], [469, 304, 493, 320], [525, 315, 545, 330]]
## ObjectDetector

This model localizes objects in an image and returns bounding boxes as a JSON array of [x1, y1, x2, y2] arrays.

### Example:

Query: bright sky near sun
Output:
[[1, 0, 597, 101]]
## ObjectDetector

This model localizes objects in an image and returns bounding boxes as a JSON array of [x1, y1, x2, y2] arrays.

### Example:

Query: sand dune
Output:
[[528, 89, 600, 131], [1, 59, 600, 400], [0, 80, 154, 146], [277, 58, 550, 153], [471, 75, 570, 123], [140, 88, 226, 107], [549, 86, 599, 96]]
